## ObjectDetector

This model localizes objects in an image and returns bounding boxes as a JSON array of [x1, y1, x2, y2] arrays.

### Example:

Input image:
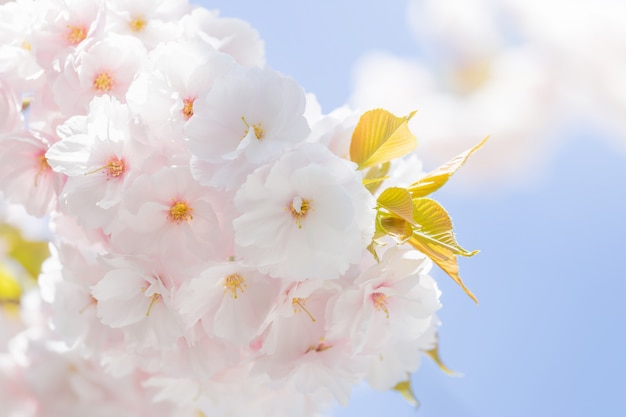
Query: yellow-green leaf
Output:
[[378, 213, 412, 241], [0, 224, 50, 279], [366, 240, 381, 263], [350, 109, 417, 170], [408, 198, 479, 303], [362, 161, 390, 194], [392, 378, 420, 408], [408, 136, 489, 198], [377, 187, 415, 224], [0, 263, 22, 308], [425, 335, 460, 376]]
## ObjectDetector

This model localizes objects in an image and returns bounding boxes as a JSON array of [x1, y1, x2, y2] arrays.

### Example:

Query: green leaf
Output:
[[350, 109, 417, 170], [408, 198, 479, 303], [392, 378, 420, 408], [408, 136, 488, 198]]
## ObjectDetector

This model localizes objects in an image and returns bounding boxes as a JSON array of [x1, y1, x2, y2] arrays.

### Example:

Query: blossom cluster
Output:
[[0, 1, 472, 416]]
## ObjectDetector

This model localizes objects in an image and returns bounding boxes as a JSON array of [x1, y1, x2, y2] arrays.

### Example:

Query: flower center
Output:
[[84, 156, 126, 179], [129, 16, 147, 32], [182, 98, 195, 120], [105, 156, 125, 178], [168, 201, 193, 223], [241, 116, 265, 140], [93, 72, 114, 93], [21, 40, 31, 51], [34, 152, 51, 187], [371, 292, 390, 318], [224, 273, 246, 299], [66, 24, 87, 45], [292, 297, 316, 322], [289, 196, 311, 229]]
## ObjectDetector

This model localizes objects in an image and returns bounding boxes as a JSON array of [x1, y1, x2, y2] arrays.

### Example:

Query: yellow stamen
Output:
[[83, 156, 126, 179], [168, 201, 193, 223], [21, 40, 31, 51], [66, 24, 88, 45], [224, 273, 246, 299], [182, 98, 195, 120], [146, 293, 161, 317], [21, 97, 33, 111], [292, 297, 316, 322], [129, 16, 147, 32], [305, 339, 332, 353], [93, 72, 114, 93], [371, 292, 390, 318], [289, 196, 311, 229], [241, 116, 265, 140]]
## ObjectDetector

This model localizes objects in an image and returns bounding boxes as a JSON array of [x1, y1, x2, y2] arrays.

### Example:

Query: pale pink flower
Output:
[[329, 246, 441, 354], [46, 95, 144, 231], [365, 324, 438, 391], [32, 0, 105, 67], [126, 39, 234, 142], [178, 260, 279, 346], [233, 143, 376, 280], [0, 130, 62, 217], [180, 7, 265, 67], [109, 165, 226, 264], [105, 0, 190, 49], [192, 368, 336, 417], [39, 242, 125, 358], [185, 65, 309, 189], [0, 0, 45, 92], [253, 278, 365, 404], [91, 255, 185, 350], [52, 32, 146, 114]]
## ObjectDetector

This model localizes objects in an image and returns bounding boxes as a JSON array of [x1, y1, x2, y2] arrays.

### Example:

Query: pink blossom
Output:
[[233, 143, 376, 280], [0, 130, 62, 217], [52, 32, 146, 114]]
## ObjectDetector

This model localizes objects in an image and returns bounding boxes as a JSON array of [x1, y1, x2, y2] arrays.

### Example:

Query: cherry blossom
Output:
[[233, 143, 376, 280], [0, 1, 467, 415]]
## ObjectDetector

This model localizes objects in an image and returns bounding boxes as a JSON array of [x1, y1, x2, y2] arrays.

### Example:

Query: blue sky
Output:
[[203, 1, 626, 415]]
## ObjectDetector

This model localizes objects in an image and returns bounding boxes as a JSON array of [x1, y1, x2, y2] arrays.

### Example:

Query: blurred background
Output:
[[204, 0, 626, 416]]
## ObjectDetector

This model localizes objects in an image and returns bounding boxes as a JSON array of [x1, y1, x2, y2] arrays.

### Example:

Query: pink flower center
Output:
[[93, 72, 114, 93], [168, 200, 193, 223], [224, 273, 246, 299], [34, 152, 51, 187], [182, 98, 195, 120], [129, 16, 146, 32], [241, 116, 265, 140], [66, 24, 87, 45], [371, 292, 390, 318], [105, 156, 125, 178]]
